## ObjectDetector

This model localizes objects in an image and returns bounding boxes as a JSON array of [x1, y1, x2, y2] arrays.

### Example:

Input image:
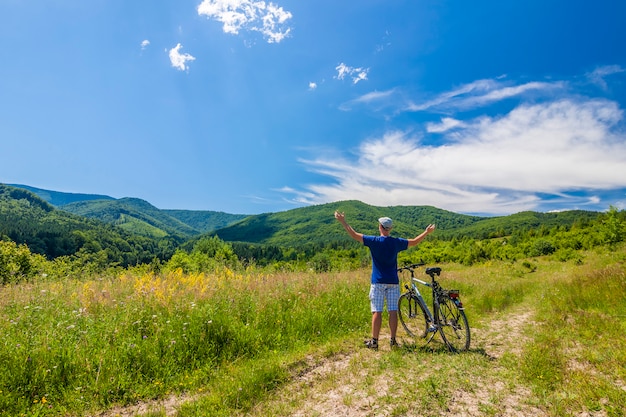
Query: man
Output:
[[334, 211, 436, 349]]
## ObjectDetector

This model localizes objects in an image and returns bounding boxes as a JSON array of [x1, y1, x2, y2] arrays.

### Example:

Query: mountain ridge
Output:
[[7, 184, 116, 206], [6, 184, 248, 239], [2, 183, 603, 251], [0, 184, 178, 263]]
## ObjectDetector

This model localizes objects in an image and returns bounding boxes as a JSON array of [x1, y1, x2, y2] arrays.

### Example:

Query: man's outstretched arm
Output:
[[407, 224, 436, 247], [334, 211, 364, 243]]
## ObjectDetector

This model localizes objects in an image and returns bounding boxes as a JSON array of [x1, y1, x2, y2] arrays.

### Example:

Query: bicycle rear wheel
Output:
[[437, 297, 470, 352], [398, 293, 429, 338]]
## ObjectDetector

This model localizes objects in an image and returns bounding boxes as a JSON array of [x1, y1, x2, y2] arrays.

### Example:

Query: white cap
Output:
[[378, 217, 393, 230]]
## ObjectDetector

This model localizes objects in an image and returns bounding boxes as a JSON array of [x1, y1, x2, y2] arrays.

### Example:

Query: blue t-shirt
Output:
[[363, 235, 409, 284]]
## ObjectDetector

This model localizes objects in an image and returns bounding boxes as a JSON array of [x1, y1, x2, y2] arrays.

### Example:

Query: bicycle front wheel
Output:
[[437, 297, 470, 352], [398, 293, 429, 338]]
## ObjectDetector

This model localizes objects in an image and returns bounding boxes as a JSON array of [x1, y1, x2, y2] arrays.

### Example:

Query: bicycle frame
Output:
[[398, 264, 470, 352], [406, 272, 435, 323]]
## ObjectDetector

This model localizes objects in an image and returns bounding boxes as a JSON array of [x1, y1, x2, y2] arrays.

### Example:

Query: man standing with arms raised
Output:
[[335, 211, 436, 349]]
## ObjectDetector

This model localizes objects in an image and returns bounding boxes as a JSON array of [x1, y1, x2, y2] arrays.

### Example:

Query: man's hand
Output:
[[335, 211, 363, 243], [408, 223, 436, 247]]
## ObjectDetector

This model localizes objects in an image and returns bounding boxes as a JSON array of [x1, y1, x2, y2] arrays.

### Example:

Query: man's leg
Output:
[[389, 310, 398, 339], [372, 311, 382, 339], [366, 285, 385, 349], [388, 284, 400, 343]]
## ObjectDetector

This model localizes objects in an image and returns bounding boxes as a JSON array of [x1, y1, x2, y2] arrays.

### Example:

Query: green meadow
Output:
[[2, 245, 625, 416]]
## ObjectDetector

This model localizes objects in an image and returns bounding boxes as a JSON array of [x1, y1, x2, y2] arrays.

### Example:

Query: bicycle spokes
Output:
[[438, 298, 470, 352]]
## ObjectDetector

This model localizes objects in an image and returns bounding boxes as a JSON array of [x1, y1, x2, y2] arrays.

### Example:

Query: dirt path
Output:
[[269, 308, 546, 417], [442, 309, 544, 417], [91, 393, 200, 417], [93, 307, 542, 417]]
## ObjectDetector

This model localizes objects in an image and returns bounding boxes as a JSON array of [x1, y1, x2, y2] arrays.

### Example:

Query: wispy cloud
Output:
[[335, 63, 369, 84], [339, 78, 564, 115], [338, 89, 396, 112], [375, 30, 392, 53], [288, 93, 626, 214], [353, 89, 395, 104], [168, 43, 195, 71], [586, 65, 625, 90], [140, 39, 150, 50], [338, 89, 395, 112], [406, 79, 565, 112], [197, 0, 292, 44]]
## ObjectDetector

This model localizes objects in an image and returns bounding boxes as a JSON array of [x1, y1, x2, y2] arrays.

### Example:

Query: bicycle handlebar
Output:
[[397, 263, 425, 272], [398, 263, 442, 277]]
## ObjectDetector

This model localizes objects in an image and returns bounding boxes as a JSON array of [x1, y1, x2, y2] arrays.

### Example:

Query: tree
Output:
[[602, 206, 625, 245], [0, 240, 46, 284]]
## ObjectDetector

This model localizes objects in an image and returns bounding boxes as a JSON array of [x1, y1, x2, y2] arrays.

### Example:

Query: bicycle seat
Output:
[[425, 267, 441, 276]]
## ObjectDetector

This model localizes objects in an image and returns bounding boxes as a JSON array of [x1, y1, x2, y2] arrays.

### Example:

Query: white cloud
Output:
[[289, 98, 626, 215], [353, 89, 395, 103], [141, 40, 150, 50], [586, 65, 625, 90], [168, 43, 195, 71], [335, 63, 350, 80], [197, 0, 292, 44], [353, 70, 368, 84], [309, 82, 317, 90], [335, 63, 369, 84], [406, 79, 564, 112], [338, 89, 396, 112], [340, 78, 563, 115], [426, 117, 465, 133]]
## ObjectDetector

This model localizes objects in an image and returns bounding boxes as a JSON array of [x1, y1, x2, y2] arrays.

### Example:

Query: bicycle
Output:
[[397, 263, 470, 352]]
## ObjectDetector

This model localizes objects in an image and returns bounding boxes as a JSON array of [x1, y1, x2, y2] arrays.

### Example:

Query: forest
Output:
[[1, 183, 624, 284]]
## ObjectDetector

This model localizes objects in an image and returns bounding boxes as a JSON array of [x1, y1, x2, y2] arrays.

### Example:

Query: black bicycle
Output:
[[397, 263, 470, 352]]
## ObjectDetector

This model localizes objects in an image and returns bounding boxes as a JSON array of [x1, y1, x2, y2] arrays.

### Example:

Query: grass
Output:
[[518, 259, 626, 416], [242, 248, 626, 417], [0, 267, 369, 416], [1, 246, 625, 416]]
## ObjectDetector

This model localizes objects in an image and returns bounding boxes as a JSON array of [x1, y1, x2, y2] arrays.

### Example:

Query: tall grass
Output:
[[519, 261, 626, 416], [0, 267, 370, 416]]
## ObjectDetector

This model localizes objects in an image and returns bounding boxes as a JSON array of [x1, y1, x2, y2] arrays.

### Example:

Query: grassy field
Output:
[[1, 246, 625, 416]]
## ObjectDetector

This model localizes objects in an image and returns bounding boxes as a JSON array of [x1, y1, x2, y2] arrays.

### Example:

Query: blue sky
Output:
[[1, 0, 625, 216]]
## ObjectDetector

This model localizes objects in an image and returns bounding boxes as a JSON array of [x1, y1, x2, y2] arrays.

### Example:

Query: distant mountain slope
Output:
[[7, 184, 115, 206], [455, 210, 601, 239], [164, 209, 248, 233], [213, 200, 602, 247], [213, 200, 487, 246], [0, 184, 175, 263], [61, 198, 201, 239], [3, 184, 603, 252], [6, 184, 248, 239]]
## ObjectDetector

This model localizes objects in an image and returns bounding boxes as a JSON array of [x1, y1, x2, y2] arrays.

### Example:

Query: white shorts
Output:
[[369, 284, 400, 313]]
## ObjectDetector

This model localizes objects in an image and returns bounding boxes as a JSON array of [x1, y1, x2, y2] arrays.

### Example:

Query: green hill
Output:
[[60, 198, 201, 239], [164, 209, 248, 233], [213, 200, 483, 246], [60, 199, 248, 239], [7, 183, 115, 206], [451, 210, 600, 240], [213, 200, 602, 247], [0, 184, 177, 264], [2, 184, 605, 264], [6, 184, 248, 240]]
